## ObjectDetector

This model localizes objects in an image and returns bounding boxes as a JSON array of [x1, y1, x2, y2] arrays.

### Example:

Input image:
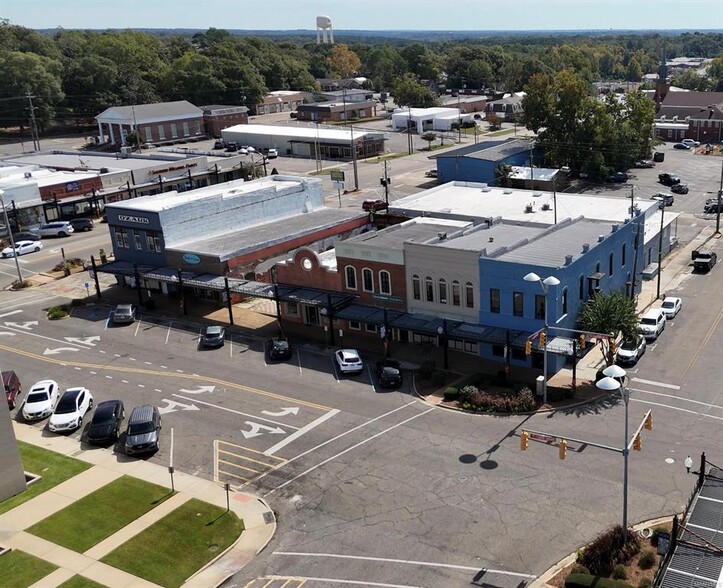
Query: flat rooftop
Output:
[[170, 207, 364, 261], [222, 124, 377, 141], [2, 150, 208, 173], [344, 218, 471, 250], [390, 181, 658, 224], [437, 221, 547, 252], [0, 166, 98, 187]]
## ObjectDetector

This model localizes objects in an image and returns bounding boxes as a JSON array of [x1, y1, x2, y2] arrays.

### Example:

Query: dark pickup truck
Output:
[[692, 250, 717, 272]]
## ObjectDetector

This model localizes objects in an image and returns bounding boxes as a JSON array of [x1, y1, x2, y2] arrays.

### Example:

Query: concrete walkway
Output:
[[2, 423, 276, 588]]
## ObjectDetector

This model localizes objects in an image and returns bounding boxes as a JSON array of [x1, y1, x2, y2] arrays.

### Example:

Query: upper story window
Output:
[[379, 270, 391, 295], [562, 287, 568, 316], [622, 244, 627, 267], [345, 266, 357, 290], [513, 291, 524, 317], [465, 282, 474, 308], [534, 294, 545, 320], [425, 276, 434, 302], [452, 281, 461, 306], [609, 252, 614, 276], [362, 268, 374, 292], [412, 274, 421, 300], [438, 279, 447, 304], [490, 288, 500, 313]]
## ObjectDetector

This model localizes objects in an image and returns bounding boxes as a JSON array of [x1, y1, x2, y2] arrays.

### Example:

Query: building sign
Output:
[[118, 215, 150, 224], [149, 162, 198, 176], [182, 253, 201, 265], [330, 170, 345, 182], [65, 181, 81, 192]]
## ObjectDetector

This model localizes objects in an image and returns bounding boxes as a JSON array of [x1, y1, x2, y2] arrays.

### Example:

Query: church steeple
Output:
[[654, 48, 669, 108]]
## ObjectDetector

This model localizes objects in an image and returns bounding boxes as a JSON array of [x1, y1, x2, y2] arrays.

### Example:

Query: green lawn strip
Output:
[[0, 549, 58, 588], [0, 442, 91, 516], [27, 476, 173, 553], [102, 498, 244, 588], [57, 575, 108, 588]]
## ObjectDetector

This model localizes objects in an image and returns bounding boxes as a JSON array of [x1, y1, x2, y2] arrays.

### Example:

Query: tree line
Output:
[[0, 19, 721, 132]]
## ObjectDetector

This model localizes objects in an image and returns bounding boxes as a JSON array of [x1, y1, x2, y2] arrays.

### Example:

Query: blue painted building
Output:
[[434, 138, 536, 185]]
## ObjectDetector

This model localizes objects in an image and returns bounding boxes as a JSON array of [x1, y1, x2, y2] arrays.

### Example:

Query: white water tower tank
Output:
[[316, 15, 334, 44]]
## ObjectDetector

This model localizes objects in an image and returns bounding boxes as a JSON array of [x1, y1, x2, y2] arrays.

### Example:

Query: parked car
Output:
[[660, 296, 682, 319], [2, 240, 42, 257], [362, 199, 388, 212], [704, 200, 723, 213], [634, 160, 655, 168], [213, 140, 225, 150], [616, 337, 646, 366], [651, 193, 674, 207], [34, 222, 74, 238], [12, 232, 40, 242], [49, 387, 93, 433], [376, 359, 403, 388], [681, 139, 700, 148], [335, 349, 364, 374], [69, 218, 94, 232], [267, 337, 292, 360], [692, 249, 717, 272], [225, 142, 238, 152], [201, 325, 225, 348], [425, 169, 438, 178], [267, 148, 279, 159], [638, 308, 666, 341], [3, 370, 22, 410], [21, 379, 59, 421], [289, 112, 297, 119], [125, 404, 162, 455], [87, 399, 125, 444], [608, 171, 628, 183], [673, 143, 691, 150], [658, 173, 681, 186], [112, 304, 136, 325], [671, 183, 689, 194]]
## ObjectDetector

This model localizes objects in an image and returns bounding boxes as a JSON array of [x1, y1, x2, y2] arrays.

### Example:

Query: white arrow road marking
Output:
[[158, 399, 200, 414], [0, 310, 23, 318], [172, 394, 300, 430], [241, 421, 286, 439], [261, 407, 299, 417], [4, 321, 38, 330], [44, 346, 80, 355], [178, 385, 216, 395], [65, 336, 101, 347]]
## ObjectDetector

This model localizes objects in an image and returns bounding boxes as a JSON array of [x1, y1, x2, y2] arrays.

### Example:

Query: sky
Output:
[[3, 0, 723, 32]]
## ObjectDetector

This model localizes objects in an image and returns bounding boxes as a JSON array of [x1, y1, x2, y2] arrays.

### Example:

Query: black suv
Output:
[[376, 359, 403, 388], [267, 337, 292, 360], [87, 399, 125, 444], [69, 218, 94, 232], [658, 173, 681, 186]]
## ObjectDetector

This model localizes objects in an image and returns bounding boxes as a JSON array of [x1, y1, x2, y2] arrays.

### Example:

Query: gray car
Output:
[[125, 405, 161, 455], [112, 304, 136, 325]]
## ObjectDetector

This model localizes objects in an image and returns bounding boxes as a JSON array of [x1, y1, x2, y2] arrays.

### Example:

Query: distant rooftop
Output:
[[436, 221, 547, 253], [434, 139, 532, 163], [2, 150, 211, 173], [508, 166, 561, 181], [342, 218, 471, 251], [221, 124, 379, 142], [96, 100, 202, 122]]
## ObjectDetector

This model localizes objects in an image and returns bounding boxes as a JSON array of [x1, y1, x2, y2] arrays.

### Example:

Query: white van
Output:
[[638, 308, 666, 340]]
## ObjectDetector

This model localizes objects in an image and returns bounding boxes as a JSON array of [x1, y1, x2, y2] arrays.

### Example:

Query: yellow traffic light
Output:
[[633, 435, 641, 451], [539, 331, 546, 346], [579, 334, 586, 348], [520, 431, 530, 450], [525, 340, 532, 355], [559, 439, 568, 460], [610, 339, 617, 354], [644, 413, 653, 430]]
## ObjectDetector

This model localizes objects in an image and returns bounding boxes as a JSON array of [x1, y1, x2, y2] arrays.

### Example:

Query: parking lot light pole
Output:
[[716, 153, 723, 236], [596, 364, 631, 540], [0, 189, 24, 285], [523, 272, 560, 404]]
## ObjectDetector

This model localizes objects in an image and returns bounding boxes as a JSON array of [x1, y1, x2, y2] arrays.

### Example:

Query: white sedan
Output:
[[22, 380, 60, 421], [49, 387, 93, 433], [661, 296, 682, 319], [2, 240, 43, 258]]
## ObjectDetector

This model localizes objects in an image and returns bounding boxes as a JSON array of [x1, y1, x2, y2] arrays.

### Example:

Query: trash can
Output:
[[535, 375, 545, 396], [653, 152, 665, 162]]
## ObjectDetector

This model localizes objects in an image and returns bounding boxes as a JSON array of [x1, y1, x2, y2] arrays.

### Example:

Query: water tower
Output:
[[316, 15, 334, 45]]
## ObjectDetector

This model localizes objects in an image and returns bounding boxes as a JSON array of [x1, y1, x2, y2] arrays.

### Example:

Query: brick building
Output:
[[201, 105, 249, 138]]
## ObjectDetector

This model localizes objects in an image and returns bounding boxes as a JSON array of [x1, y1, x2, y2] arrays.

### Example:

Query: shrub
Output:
[[638, 579, 652, 588], [431, 370, 447, 385], [460, 385, 480, 403], [638, 549, 656, 570], [565, 574, 634, 588], [571, 564, 590, 575], [47, 306, 69, 319], [442, 387, 459, 401], [612, 565, 627, 580], [11, 279, 31, 289], [419, 360, 436, 380], [581, 525, 640, 576]]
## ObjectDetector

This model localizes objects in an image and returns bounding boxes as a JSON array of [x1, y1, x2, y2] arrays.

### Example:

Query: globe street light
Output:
[[523, 272, 560, 404], [596, 364, 631, 540]]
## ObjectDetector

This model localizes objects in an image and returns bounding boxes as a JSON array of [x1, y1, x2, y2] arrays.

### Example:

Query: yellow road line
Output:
[[217, 458, 263, 476], [682, 304, 723, 384], [217, 450, 287, 469], [216, 440, 286, 460], [0, 342, 331, 411]]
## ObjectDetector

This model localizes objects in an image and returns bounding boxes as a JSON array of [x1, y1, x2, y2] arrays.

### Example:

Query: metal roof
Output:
[[96, 100, 203, 122], [434, 139, 532, 163]]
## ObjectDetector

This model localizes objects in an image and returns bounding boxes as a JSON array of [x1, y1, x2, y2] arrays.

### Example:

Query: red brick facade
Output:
[[137, 117, 204, 144], [40, 176, 103, 201], [203, 112, 249, 138], [336, 257, 406, 310]]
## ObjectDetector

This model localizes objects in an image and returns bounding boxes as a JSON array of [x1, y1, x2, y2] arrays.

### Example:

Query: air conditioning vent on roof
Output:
[[565, 254, 574, 265], [541, 203, 551, 211], [24, 172, 32, 179], [532, 192, 543, 197], [503, 189, 513, 194]]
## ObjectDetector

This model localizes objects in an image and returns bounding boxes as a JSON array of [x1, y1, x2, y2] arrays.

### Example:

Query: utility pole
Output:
[[350, 122, 359, 191], [381, 160, 391, 206], [630, 185, 635, 219], [26, 92, 40, 151], [131, 105, 140, 153], [407, 106, 413, 155]]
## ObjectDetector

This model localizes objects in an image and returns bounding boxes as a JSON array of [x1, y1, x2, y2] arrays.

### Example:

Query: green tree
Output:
[[420, 131, 437, 150], [486, 112, 502, 130], [672, 69, 711, 91], [392, 75, 437, 108], [626, 57, 642, 81], [577, 291, 639, 365]]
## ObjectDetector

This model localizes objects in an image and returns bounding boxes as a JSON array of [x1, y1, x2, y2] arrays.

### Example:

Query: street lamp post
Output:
[[523, 272, 560, 404], [0, 190, 24, 285], [436, 318, 449, 370], [656, 200, 665, 299], [596, 364, 632, 540]]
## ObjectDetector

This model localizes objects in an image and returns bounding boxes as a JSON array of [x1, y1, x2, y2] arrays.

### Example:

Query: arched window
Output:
[[562, 287, 568, 315], [425, 276, 434, 302], [609, 252, 614, 276], [345, 266, 357, 290], [379, 270, 391, 295], [621, 243, 627, 267], [452, 280, 461, 306], [579, 275, 584, 300], [438, 279, 447, 304], [412, 274, 421, 300], [465, 282, 474, 308], [362, 268, 374, 292]]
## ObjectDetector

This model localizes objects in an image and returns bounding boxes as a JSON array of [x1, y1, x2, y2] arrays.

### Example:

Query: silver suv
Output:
[[35, 222, 74, 238]]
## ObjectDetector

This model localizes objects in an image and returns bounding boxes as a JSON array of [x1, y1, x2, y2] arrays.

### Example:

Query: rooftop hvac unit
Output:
[[532, 192, 543, 197], [120, 146, 133, 155], [24, 172, 32, 179], [503, 189, 513, 194], [541, 203, 551, 211]]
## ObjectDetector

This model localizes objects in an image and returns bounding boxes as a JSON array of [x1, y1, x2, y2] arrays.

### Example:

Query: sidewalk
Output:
[[3, 423, 276, 588]]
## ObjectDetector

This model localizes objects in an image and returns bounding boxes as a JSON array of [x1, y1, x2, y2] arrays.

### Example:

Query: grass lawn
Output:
[[27, 476, 173, 553], [102, 498, 244, 588], [0, 549, 58, 588], [0, 442, 91, 516], [57, 576, 107, 588]]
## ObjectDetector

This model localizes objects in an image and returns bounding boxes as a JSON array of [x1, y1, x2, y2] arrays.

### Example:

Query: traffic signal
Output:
[[579, 334, 586, 348], [539, 331, 547, 346], [525, 339, 532, 355], [610, 339, 617, 354], [644, 413, 653, 430], [559, 439, 568, 460], [520, 431, 530, 451], [633, 435, 641, 451]]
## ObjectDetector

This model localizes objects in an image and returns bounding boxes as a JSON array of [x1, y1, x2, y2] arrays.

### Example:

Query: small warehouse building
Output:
[[295, 100, 377, 122], [391, 107, 474, 134], [221, 124, 385, 160], [432, 139, 535, 185], [201, 105, 249, 137]]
